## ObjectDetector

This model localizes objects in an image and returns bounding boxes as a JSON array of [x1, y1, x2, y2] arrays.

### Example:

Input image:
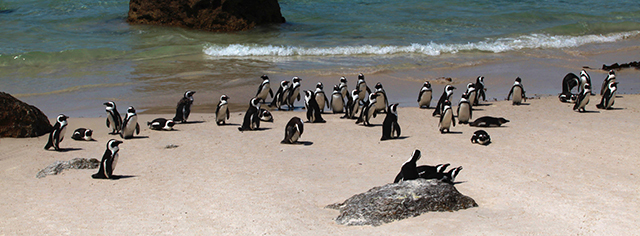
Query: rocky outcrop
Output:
[[602, 61, 640, 71], [326, 179, 478, 226], [36, 158, 100, 178], [127, 0, 286, 32], [0, 92, 52, 138]]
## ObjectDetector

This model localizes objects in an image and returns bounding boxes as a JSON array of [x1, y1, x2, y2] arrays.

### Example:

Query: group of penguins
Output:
[[559, 69, 619, 111]]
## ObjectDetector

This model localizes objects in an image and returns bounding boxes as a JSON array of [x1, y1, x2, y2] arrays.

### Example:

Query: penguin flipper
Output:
[[393, 171, 404, 183], [394, 122, 401, 138], [226, 107, 230, 120], [106, 118, 110, 128], [269, 88, 274, 98], [507, 87, 513, 101], [135, 123, 140, 135]]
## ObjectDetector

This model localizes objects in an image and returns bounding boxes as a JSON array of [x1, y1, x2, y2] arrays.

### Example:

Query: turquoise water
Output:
[[1, 0, 640, 116]]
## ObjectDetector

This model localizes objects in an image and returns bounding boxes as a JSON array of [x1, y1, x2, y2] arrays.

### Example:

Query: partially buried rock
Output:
[[326, 179, 477, 226], [36, 158, 100, 178], [0, 92, 52, 137]]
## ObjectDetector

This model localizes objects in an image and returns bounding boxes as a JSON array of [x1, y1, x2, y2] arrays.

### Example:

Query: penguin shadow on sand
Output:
[[577, 110, 600, 114], [288, 141, 314, 146], [49, 147, 83, 152], [102, 175, 137, 180], [177, 120, 205, 124], [122, 135, 149, 140]]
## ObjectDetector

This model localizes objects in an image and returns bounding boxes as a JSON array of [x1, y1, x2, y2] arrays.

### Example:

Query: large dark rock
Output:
[[127, 0, 286, 32], [326, 179, 478, 226], [0, 92, 52, 138]]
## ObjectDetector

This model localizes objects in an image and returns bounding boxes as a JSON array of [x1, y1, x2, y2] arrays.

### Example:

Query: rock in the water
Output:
[[127, 0, 286, 32], [0, 92, 52, 138], [36, 158, 100, 178], [326, 179, 478, 226]]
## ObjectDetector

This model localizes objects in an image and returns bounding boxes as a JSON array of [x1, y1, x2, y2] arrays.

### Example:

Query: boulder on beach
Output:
[[326, 179, 478, 226], [0, 92, 52, 138], [127, 0, 286, 32]]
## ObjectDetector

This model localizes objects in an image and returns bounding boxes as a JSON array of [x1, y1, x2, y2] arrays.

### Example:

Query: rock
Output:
[[326, 179, 478, 226], [36, 158, 100, 178], [0, 92, 52, 138], [602, 61, 640, 71], [127, 0, 286, 32]]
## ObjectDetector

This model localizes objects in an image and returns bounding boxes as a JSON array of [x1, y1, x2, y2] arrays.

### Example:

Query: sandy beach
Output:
[[1, 93, 639, 235]]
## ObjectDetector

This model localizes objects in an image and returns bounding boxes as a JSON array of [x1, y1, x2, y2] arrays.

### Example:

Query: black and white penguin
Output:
[[457, 93, 472, 124], [281, 117, 304, 144], [71, 128, 93, 141], [356, 73, 372, 101], [394, 163, 450, 183], [286, 77, 302, 110], [573, 83, 591, 112], [259, 108, 274, 122], [303, 90, 326, 123], [596, 82, 618, 110], [215, 95, 230, 125], [465, 82, 477, 109], [374, 82, 389, 114], [559, 72, 580, 103], [470, 116, 510, 127], [578, 70, 594, 95], [440, 166, 463, 184], [394, 149, 422, 183], [432, 85, 456, 116], [342, 88, 360, 119], [330, 85, 345, 113], [314, 82, 330, 113], [147, 118, 175, 131], [44, 114, 68, 151], [91, 139, 123, 179], [356, 93, 378, 126], [104, 101, 122, 134], [339, 76, 349, 98], [600, 70, 616, 96], [120, 106, 140, 139], [417, 81, 432, 108], [471, 130, 491, 145], [473, 76, 486, 106], [255, 75, 274, 102], [173, 90, 195, 123], [438, 100, 456, 133], [270, 80, 290, 110], [380, 103, 401, 141], [507, 77, 526, 105], [239, 97, 262, 131]]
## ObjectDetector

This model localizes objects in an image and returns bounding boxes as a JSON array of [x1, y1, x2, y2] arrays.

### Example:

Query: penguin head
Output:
[[333, 85, 340, 92], [56, 114, 68, 124], [250, 97, 261, 108], [445, 85, 456, 92], [340, 76, 347, 84], [515, 77, 522, 83], [351, 89, 360, 100], [466, 82, 474, 89], [611, 82, 619, 89], [375, 82, 383, 90], [410, 149, 421, 162], [104, 101, 116, 110], [292, 77, 301, 83], [107, 139, 123, 153], [261, 75, 269, 81], [84, 129, 93, 139], [436, 163, 450, 173], [476, 76, 485, 84], [316, 82, 323, 90], [389, 103, 399, 115], [220, 95, 229, 102], [580, 70, 589, 79], [358, 73, 365, 81], [369, 93, 378, 101], [165, 120, 175, 129], [447, 166, 463, 183], [127, 106, 136, 114], [184, 90, 196, 99], [423, 81, 431, 89], [259, 109, 273, 122], [583, 83, 591, 93], [281, 80, 290, 88]]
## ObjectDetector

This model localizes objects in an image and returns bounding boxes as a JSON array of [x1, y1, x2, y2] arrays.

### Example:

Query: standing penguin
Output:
[[44, 114, 69, 151], [303, 90, 326, 123], [473, 76, 486, 106], [338, 76, 349, 98], [596, 82, 618, 110], [559, 72, 580, 103], [356, 93, 378, 126], [573, 83, 591, 112], [465, 82, 477, 109], [439, 100, 456, 133], [255, 75, 274, 102], [286, 77, 302, 110], [330, 85, 345, 113], [91, 139, 123, 179], [342, 89, 360, 119], [380, 103, 401, 141], [417, 81, 432, 108], [507, 77, 526, 105], [578, 70, 594, 95], [457, 93, 472, 124], [394, 149, 422, 183], [432, 85, 456, 117], [215, 95, 230, 125], [104, 101, 122, 135], [600, 70, 616, 96], [356, 73, 372, 101], [239, 98, 262, 131], [147, 118, 175, 131], [281, 117, 304, 144], [120, 106, 140, 139], [270, 80, 290, 110], [374, 82, 389, 114], [173, 90, 195, 123], [314, 82, 330, 113], [71, 128, 93, 141]]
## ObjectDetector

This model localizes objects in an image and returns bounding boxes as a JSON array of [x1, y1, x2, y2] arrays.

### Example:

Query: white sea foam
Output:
[[204, 31, 640, 57]]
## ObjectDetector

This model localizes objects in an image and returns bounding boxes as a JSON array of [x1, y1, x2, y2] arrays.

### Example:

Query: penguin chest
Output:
[[468, 91, 477, 105], [606, 91, 616, 108], [512, 87, 522, 103], [458, 104, 470, 122], [375, 95, 386, 111], [107, 114, 116, 130], [366, 104, 376, 119], [59, 126, 67, 141], [123, 116, 138, 137], [216, 105, 228, 121], [579, 94, 590, 108], [332, 94, 344, 111], [419, 91, 432, 106], [111, 152, 119, 173], [257, 85, 270, 99], [441, 110, 453, 128], [315, 93, 325, 108]]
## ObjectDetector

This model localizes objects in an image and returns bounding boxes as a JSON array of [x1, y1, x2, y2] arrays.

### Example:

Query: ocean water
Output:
[[2, 0, 640, 117]]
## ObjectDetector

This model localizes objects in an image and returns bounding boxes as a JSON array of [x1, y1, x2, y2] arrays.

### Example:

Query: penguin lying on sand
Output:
[[71, 128, 93, 141], [471, 130, 491, 145], [469, 116, 509, 127]]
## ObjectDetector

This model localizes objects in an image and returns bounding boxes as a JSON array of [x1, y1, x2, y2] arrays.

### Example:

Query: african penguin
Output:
[[394, 163, 450, 183], [303, 90, 325, 123], [215, 95, 230, 125], [507, 77, 526, 105], [339, 76, 349, 98], [342, 88, 360, 119], [286, 77, 302, 110], [600, 70, 616, 96], [440, 166, 463, 184], [573, 83, 591, 112], [465, 82, 477, 109], [471, 130, 491, 145], [147, 118, 175, 131], [432, 85, 456, 117], [596, 82, 618, 110], [579, 70, 594, 95], [438, 100, 455, 133], [395, 149, 421, 182], [91, 139, 123, 179], [239, 97, 262, 131], [173, 90, 195, 123], [259, 108, 274, 122], [44, 114, 68, 151], [470, 116, 510, 127], [417, 81, 432, 108], [356, 73, 372, 102], [473, 76, 486, 106], [330, 84, 345, 113], [255, 75, 274, 102], [120, 106, 140, 139], [559, 72, 580, 103], [356, 93, 378, 126], [104, 101, 122, 134], [314, 82, 330, 113], [380, 103, 401, 141], [457, 93, 472, 124], [71, 128, 93, 141], [281, 117, 304, 144], [374, 82, 389, 114], [270, 80, 290, 110]]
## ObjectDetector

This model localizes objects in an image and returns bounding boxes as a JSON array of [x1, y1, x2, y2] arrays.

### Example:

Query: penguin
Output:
[[338, 76, 349, 99], [438, 100, 455, 133], [457, 93, 472, 124], [259, 108, 274, 122], [91, 139, 123, 179], [465, 82, 477, 109], [215, 95, 230, 125], [281, 117, 304, 144], [473, 76, 486, 106], [120, 106, 140, 139], [470, 116, 510, 127], [314, 82, 330, 113], [380, 103, 401, 141], [147, 118, 175, 131], [600, 70, 616, 96], [342, 88, 360, 119], [559, 72, 579, 103], [255, 75, 274, 102], [578, 70, 594, 95], [374, 82, 389, 114], [104, 101, 122, 135], [356, 73, 372, 101], [432, 85, 456, 116], [439, 166, 463, 184], [173, 90, 195, 123], [507, 77, 526, 105], [394, 163, 450, 183], [303, 90, 326, 123], [596, 82, 618, 110], [394, 149, 421, 183], [471, 130, 491, 145], [330, 85, 345, 113], [417, 81, 432, 108], [356, 93, 378, 126], [44, 114, 68, 151], [239, 97, 262, 131], [573, 83, 591, 112], [270, 80, 290, 110], [286, 77, 302, 110], [71, 128, 94, 141]]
